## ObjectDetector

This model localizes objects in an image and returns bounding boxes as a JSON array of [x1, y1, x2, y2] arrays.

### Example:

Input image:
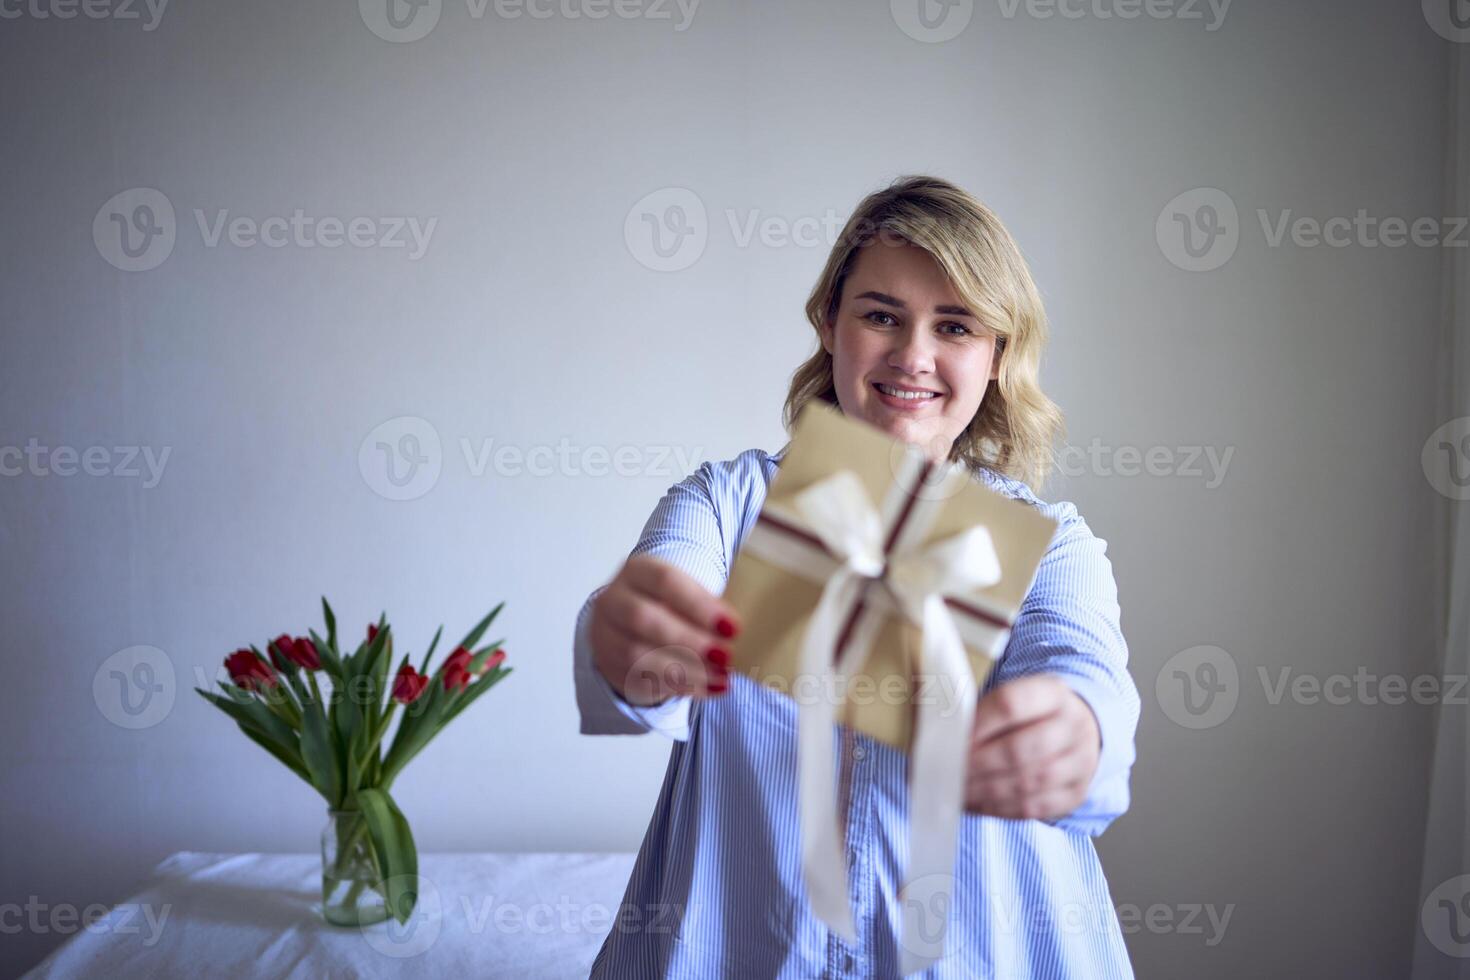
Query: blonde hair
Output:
[[780, 175, 1064, 493]]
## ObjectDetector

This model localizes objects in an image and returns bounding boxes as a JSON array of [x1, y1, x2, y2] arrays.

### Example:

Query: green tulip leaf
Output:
[[321, 596, 338, 654], [444, 667, 512, 725], [453, 602, 504, 659], [299, 685, 343, 807], [418, 625, 443, 675], [205, 684, 299, 744], [357, 788, 419, 924]]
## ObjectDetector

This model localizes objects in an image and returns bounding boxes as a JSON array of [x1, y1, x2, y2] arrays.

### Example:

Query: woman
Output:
[[573, 175, 1140, 978]]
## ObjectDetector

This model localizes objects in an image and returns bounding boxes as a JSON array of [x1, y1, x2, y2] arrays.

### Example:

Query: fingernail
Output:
[[705, 646, 730, 669], [714, 615, 739, 639], [708, 678, 728, 694]]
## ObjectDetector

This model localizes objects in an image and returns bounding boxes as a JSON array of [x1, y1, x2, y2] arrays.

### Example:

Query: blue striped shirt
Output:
[[573, 447, 1139, 978]]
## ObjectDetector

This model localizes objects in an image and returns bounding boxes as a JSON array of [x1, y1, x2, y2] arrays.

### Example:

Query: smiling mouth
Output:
[[873, 382, 942, 402]]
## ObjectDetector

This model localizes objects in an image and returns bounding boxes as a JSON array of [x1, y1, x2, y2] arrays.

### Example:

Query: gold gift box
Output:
[[724, 402, 1057, 750]]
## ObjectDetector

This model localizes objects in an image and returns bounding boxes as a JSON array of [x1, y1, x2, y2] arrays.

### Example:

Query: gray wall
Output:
[[0, 0, 1450, 975]]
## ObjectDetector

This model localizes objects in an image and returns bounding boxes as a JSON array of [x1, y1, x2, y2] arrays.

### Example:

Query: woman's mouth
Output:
[[872, 382, 942, 410]]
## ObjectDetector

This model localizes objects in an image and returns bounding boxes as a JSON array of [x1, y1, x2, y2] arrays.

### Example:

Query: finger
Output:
[[970, 676, 1066, 746], [593, 612, 726, 701], [590, 602, 729, 702], [969, 776, 1090, 821], [969, 748, 1094, 805], [599, 584, 723, 664], [969, 713, 1076, 777], [624, 556, 742, 640]]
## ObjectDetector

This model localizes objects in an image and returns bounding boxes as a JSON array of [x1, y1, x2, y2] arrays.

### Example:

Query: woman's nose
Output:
[[887, 324, 937, 376]]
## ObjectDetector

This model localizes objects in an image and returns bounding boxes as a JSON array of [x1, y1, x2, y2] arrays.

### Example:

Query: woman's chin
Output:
[[873, 415, 925, 441], [842, 407, 950, 457], [891, 423, 957, 462]]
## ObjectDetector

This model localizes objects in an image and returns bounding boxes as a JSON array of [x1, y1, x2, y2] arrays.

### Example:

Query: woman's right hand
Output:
[[589, 555, 742, 705]]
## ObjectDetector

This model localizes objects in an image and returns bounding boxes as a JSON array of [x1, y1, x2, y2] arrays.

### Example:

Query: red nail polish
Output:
[[714, 615, 738, 639], [708, 679, 728, 694], [706, 646, 730, 669]]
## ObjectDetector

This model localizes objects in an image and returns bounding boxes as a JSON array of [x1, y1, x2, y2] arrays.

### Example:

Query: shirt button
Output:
[[852, 744, 866, 761]]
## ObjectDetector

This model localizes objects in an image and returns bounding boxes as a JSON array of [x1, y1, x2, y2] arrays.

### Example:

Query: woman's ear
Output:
[[819, 315, 835, 356]]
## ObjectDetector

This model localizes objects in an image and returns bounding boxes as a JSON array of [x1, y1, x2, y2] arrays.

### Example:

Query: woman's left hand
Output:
[[963, 674, 1101, 821]]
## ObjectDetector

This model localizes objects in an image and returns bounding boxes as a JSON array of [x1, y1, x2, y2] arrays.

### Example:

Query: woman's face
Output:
[[818, 239, 1000, 463]]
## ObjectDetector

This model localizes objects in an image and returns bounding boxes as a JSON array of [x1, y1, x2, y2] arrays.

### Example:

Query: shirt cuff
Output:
[[1047, 671, 1136, 836], [575, 597, 691, 741]]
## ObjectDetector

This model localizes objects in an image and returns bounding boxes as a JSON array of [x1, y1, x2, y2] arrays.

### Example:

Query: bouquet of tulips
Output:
[[196, 597, 511, 924]]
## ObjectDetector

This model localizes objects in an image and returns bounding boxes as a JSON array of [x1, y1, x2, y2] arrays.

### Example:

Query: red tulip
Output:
[[391, 662, 429, 704], [444, 645, 504, 680], [443, 646, 470, 672], [442, 644, 507, 692], [298, 637, 323, 670], [225, 649, 278, 691], [266, 636, 293, 674], [443, 660, 471, 692], [368, 624, 379, 644], [272, 633, 321, 672]]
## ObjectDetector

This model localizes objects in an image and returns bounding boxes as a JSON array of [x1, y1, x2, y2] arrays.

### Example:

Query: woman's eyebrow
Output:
[[853, 290, 975, 318]]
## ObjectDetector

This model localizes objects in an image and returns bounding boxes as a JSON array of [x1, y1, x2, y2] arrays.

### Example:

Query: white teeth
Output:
[[877, 383, 938, 400]]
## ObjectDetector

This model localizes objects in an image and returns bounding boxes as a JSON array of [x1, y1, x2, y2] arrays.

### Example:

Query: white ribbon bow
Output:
[[783, 469, 1002, 976]]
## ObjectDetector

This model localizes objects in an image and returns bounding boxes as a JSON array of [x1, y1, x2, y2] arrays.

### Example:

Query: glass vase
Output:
[[321, 807, 391, 927]]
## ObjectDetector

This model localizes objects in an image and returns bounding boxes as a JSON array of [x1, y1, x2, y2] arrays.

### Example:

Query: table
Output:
[[22, 851, 638, 979]]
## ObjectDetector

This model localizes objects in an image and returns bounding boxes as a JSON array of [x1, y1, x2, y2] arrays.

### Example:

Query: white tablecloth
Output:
[[22, 851, 637, 979]]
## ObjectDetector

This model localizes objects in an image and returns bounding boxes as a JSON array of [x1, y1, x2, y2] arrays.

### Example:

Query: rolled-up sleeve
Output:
[[573, 461, 733, 742], [987, 499, 1140, 837]]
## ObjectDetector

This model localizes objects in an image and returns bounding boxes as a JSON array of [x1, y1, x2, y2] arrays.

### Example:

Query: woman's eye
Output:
[[862, 311, 975, 337]]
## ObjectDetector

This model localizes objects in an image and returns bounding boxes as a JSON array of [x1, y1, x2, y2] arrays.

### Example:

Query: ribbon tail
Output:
[[798, 566, 865, 943], [898, 593, 978, 976]]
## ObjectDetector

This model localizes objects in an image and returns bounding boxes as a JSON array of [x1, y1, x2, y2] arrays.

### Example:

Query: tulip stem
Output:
[[329, 813, 377, 907], [374, 702, 399, 747], [356, 703, 398, 777], [340, 877, 368, 911]]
